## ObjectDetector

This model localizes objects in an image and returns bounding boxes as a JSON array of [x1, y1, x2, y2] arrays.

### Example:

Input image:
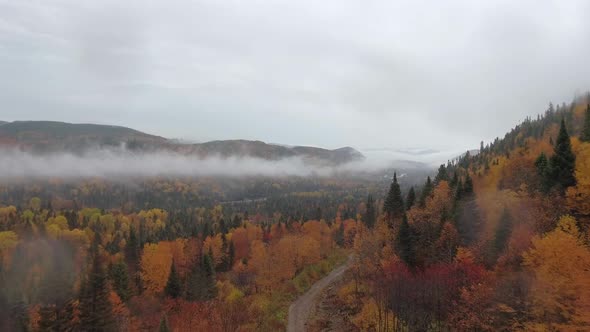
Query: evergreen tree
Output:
[[395, 215, 415, 267], [165, 260, 182, 298], [219, 218, 227, 234], [534, 152, 551, 192], [450, 172, 459, 188], [55, 299, 76, 332], [227, 240, 235, 271], [383, 173, 404, 222], [405, 187, 416, 211], [334, 221, 345, 247], [125, 227, 140, 267], [364, 194, 376, 228], [202, 254, 217, 299], [492, 208, 513, 262], [435, 164, 449, 183], [463, 173, 473, 194], [418, 176, 433, 208], [79, 248, 114, 332], [548, 119, 576, 192], [38, 305, 56, 332], [315, 207, 322, 221], [109, 260, 130, 302], [186, 254, 217, 301], [159, 315, 171, 332], [534, 152, 548, 174], [581, 104, 590, 142]]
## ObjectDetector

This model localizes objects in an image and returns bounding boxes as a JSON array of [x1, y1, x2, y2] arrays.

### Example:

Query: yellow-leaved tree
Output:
[[140, 242, 172, 295], [522, 215, 590, 329], [567, 142, 590, 216]]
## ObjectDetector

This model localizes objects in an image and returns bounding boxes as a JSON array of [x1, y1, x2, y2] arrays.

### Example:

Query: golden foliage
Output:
[[523, 215, 590, 327], [140, 242, 173, 295], [567, 142, 590, 216]]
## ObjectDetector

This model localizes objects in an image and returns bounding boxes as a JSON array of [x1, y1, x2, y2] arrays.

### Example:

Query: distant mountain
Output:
[[0, 121, 364, 165], [0, 121, 166, 153]]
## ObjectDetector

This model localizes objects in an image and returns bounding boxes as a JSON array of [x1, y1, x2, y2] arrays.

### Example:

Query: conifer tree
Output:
[[383, 173, 404, 222], [492, 208, 513, 262], [335, 221, 345, 247], [109, 260, 130, 302], [534, 152, 551, 191], [549, 119, 576, 192], [581, 104, 590, 142], [38, 305, 56, 332], [395, 215, 415, 267], [535, 152, 548, 175], [463, 173, 473, 194], [186, 254, 217, 301], [159, 315, 171, 332], [450, 172, 459, 188], [79, 247, 114, 332], [165, 260, 182, 299], [405, 187, 416, 211], [418, 176, 433, 208], [435, 164, 449, 183], [202, 254, 217, 299], [226, 240, 235, 271], [55, 299, 76, 332], [364, 194, 376, 228]]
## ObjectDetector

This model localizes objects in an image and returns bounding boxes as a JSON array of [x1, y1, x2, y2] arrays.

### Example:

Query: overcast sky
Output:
[[1, 0, 590, 154]]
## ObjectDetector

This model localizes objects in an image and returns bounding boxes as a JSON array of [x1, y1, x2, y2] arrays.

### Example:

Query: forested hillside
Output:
[[341, 94, 590, 331], [1, 95, 590, 331]]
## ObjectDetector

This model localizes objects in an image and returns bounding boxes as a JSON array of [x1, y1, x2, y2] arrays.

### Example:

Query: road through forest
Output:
[[287, 255, 353, 332]]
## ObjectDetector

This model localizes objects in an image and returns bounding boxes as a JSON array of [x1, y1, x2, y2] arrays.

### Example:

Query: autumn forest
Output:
[[2, 95, 590, 332]]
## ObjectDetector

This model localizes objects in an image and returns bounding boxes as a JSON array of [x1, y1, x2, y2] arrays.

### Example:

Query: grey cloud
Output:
[[0, 147, 413, 180], [1, 0, 590, 153]]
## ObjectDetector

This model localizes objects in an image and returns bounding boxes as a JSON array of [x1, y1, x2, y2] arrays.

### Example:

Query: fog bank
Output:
[[0, 148, 423, 179]]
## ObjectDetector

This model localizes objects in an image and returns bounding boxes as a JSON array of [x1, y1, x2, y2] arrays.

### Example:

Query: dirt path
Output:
[[306, 268, 358, 332], [287, 255, 353, 332]]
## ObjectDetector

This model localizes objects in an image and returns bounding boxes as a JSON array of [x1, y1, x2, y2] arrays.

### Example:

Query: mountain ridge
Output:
[[0, 120, 364, 165]]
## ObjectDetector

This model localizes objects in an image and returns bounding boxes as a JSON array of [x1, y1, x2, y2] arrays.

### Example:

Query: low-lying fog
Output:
[[0, 148, 410, 179], [0, 144, 472, 179]]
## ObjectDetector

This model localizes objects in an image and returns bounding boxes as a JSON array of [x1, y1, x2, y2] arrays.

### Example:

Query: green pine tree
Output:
[[395, 215, 415, 267], [335, 221, 345, 247], [582, 104, 590, 142], [226, 240, 235, 271], [463, 173, 473, 194], [435, 164, 449, 183], [383, 173, 405, 222], [125, 227, 140, 267], [164, 260, 182, 299], [450, 172, 459, 188], [55, 299, 76, 332], [364, 194, 376, 228], [109, 260, 130, 302], [186, 254, 217, 301], [548, 119, 576, 192], [406, 187, 416, 211], [492, 208, 513, 262], [38, 305, 56, 332], [78, 248, 114, 332], [159, 315, 171, 332], [202, 254, 217, 299], [418, 176, 433, 208], [534, 152, 551, 192]]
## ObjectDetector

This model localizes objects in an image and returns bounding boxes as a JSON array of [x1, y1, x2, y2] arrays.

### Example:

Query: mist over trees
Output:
[[1, 94, 590, 331]]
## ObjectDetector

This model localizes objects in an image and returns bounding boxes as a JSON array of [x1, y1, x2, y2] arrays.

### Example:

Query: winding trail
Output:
[[287, 255, 353, 332]]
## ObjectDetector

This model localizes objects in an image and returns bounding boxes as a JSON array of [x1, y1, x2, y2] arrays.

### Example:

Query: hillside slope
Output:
[[0, 120, 364, 165]]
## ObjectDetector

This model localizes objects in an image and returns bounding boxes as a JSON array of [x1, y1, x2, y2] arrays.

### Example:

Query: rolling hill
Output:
[[0, 120, 364, 165]]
